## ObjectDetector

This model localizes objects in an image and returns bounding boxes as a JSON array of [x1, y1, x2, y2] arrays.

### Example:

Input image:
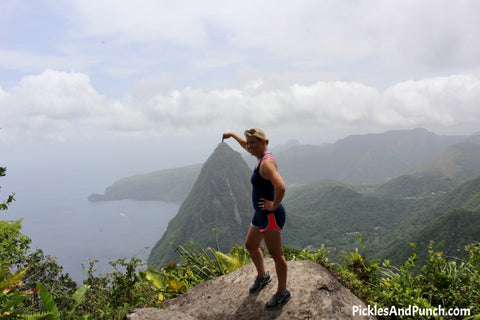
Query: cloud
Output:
[[61, 0, 209, 47], [3, 0, 480, 101], [381, 75, 480, 127], [2, 70, 480, 143], [58, 0, 480, 72], [1, 70, 109, 141]]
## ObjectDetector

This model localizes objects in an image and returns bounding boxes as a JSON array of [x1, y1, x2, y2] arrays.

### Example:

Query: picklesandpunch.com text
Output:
[[353, 305, 471, 317]]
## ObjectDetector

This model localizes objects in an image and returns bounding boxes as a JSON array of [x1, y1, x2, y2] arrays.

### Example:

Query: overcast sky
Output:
[[2, 0, 480, 176]]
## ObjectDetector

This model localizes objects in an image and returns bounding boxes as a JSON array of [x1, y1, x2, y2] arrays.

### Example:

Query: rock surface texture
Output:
[[126, 259, 376, 319]]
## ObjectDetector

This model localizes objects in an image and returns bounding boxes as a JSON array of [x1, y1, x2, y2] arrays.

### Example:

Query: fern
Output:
[[19, 311, 51, 320], [36, 282, 92, 320], [36, 282, 60, 320]]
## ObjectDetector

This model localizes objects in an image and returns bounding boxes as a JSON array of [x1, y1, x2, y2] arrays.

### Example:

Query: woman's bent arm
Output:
[[222, 132, 248, 151]]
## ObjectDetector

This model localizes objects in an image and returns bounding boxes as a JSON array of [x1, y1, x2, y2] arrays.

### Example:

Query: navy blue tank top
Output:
[[251, 153, 284, 213]]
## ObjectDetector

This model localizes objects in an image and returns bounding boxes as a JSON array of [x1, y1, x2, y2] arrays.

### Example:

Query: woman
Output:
[[222, 128, 291, 309]]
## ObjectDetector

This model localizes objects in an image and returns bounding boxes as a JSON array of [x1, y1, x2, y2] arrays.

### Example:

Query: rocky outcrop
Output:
[[124, 308, 197, 320], [126, 259, 376, 319]]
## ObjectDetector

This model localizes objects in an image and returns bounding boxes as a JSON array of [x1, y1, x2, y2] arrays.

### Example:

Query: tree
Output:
[[0, 167, 15, 212], [1, 166, 81, 317]]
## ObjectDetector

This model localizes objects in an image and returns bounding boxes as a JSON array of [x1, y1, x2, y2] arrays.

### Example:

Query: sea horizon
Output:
[[2, 162, 180, 284]]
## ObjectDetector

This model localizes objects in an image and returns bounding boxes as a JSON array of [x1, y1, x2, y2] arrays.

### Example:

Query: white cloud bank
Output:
[[3, 0, 480, 94], [61, 0, 480, 67], [2, 70, 480, 144]]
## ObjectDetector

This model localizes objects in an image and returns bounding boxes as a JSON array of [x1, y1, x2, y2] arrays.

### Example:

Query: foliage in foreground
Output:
[[2, 218, 480, 319], [337, 241, 480, 319], [3, 166, 480, 319], [70, 241, 250, 319]]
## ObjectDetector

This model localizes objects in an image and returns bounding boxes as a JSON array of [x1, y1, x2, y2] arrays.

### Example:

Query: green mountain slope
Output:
[[282, 180, 429, 258], [148, 143, 253, 267], [428, 176, 480, 215], [381, 176, 480, 264], [417, 209, 480, 257], [88, 164, 201, 202], [383, 209, 480, 265], [374, 174, 457, 199], [283, 175, 480, 261], [412, 142, 480, 180]]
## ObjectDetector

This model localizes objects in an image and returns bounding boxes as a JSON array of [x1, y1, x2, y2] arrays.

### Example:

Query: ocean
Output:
[[2, 161, 181, 284]]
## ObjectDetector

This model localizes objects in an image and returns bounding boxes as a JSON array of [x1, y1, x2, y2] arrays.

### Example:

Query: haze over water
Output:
[[2, 155, 181, 284]]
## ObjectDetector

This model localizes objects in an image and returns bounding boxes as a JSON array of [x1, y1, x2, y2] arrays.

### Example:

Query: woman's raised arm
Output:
[[222, 132, 248, 151]]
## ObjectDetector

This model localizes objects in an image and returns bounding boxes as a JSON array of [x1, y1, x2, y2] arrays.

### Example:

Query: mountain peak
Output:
[[206, 142, 243, 164], [215, 141, 234, 152], [148, 142, 253, 266]]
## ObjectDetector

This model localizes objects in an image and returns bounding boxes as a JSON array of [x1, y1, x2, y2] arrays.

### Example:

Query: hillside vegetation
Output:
[[148, 143, 253, 266], [283, 181, 422, 255], [383, 209, 480, 265], [373, 174, 456, 199], [285, 175, 480, 263], [412, 142, 480, 180], [88, 164, 201, 202], [381, 176, 480, 264]]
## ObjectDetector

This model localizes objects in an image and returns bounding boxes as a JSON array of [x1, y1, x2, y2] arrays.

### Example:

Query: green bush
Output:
[[339, 241, 480, 319], [140, 239, 251, 304], [80, 257, 161, 320]]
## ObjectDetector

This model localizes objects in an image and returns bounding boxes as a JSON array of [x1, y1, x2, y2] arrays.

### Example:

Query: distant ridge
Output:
[[90, 128, 473, 202], [276, 128, 464, 184], [88, 164, 201, 202], [374, 174, 457, 199], [412, 141, 480, 180], [148, 143, 253, 266]]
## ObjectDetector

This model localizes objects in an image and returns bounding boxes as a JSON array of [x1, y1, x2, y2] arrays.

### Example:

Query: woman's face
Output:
[[246, 135, 265, 157]]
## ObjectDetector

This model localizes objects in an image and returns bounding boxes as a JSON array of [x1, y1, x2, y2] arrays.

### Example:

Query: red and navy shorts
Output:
[[251, 206, 286, 233]]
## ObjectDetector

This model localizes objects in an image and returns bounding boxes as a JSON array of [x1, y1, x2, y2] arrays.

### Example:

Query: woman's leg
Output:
[[245, 226, 265, 277], [263, 231, 287, 292]]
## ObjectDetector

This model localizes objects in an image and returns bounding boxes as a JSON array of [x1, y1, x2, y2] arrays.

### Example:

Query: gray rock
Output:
[[124, 308, 196, 320], [127, 259, 376, 319]]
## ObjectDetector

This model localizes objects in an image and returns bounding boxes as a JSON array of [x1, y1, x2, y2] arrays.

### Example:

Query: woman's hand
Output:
[[221, 132, 247, 150], [259, 198, 276, 212], [222, 132, 233, 142]]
